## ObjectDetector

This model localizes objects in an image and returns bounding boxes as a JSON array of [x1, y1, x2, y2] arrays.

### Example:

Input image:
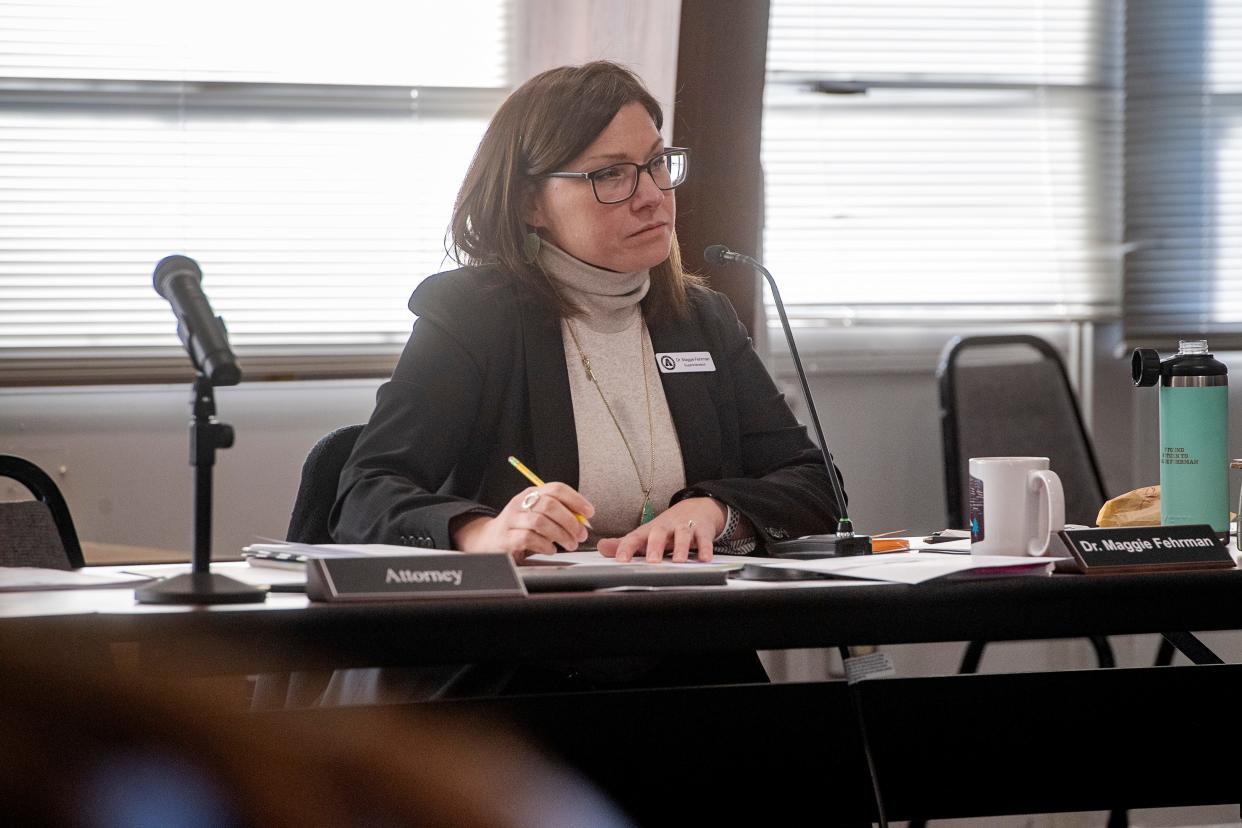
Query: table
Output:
[[6, 564, 1242, 670], [6, 565, 1242, 823]]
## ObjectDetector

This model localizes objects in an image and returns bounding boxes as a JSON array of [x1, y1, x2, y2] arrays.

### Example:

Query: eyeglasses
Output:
[[542, 148, 689, 205]]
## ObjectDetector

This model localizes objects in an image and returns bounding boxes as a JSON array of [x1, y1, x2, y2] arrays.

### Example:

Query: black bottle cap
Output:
[[1132, 348, 1161, 387]]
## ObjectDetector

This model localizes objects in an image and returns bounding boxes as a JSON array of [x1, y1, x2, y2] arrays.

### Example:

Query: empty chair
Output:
[[938, 334, 1108, 529], [0, 455, 84, 570], [261, 424, 366, 708], [930, 335, 1125, 828], [936, 335, 1115, 671], [285, 424, 365, 544]]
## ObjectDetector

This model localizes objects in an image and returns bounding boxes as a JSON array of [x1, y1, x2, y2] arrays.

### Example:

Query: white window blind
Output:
[[762, 0, 1122, 322], [0, 0, 510, 385], [1124, 0, 1242, 348]]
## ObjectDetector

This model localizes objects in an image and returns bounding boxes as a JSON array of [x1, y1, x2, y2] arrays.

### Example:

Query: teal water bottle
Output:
[[1132, 340, 1229, 533]]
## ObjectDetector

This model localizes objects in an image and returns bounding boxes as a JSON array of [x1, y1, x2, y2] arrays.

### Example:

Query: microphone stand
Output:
[[707, 246, 871, 558], [136, 374, 267, 604]]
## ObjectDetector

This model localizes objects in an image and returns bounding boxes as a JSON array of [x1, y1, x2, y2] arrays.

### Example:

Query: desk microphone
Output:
[[154, 254, 241, 387], [704, 244, 871, 558], [140, 254, 262, 605]]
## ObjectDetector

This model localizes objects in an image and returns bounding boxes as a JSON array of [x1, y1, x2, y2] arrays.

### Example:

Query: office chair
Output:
[[936, 335, 1116, 672], [939, 334, 1108, 531], [285, 424, 365, 544], [257, 424, 366, 710], [0, 454, 85, 569], [930, 336, 1130, 828]]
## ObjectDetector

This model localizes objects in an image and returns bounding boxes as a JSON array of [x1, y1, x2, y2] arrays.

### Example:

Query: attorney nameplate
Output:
[[306, 553, 525, 602], [1057, 525, 1235, 575]]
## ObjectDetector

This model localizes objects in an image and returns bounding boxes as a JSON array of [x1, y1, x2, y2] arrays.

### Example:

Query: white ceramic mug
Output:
[[968, 457, 1065, 556]]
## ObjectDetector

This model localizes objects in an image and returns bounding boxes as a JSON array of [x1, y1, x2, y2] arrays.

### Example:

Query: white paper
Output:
[[760, 552, 1059, 584], [725, 576, 898, 590], [245, 542, 453, 557], [131, 561, 307, 587], [0, 567, 154, 592], [525, 549, 742, 569]]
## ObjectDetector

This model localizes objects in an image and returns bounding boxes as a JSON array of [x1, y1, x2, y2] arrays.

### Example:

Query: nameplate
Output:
[[1056, 525, 1235, 575], [306, 553, 525, 602]]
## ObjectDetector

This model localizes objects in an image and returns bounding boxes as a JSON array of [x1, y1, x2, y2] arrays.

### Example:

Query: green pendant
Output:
[[640, 498, 656, 525]]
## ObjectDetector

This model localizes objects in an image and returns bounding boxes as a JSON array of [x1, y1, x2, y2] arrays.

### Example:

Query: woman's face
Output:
[[526, 101, 675, 273]]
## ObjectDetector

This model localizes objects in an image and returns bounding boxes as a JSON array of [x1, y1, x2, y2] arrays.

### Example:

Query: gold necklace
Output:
[[565, 318, 657, 525]]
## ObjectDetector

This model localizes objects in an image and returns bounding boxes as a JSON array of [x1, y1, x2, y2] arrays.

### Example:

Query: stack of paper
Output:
[[760, 551, 1056, 584], [0, 567, 154, 592], [242, 542, 447, 569]]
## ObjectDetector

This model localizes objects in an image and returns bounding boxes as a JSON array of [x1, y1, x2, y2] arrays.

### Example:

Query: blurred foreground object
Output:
[[0, 631, 632, 828]]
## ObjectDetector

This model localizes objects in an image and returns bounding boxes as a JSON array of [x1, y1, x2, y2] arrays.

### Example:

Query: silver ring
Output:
[[521, 490, 541, 510], [686, 520, 696, 531]]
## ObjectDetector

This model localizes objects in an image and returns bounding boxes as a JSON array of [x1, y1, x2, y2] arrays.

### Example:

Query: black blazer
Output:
[[330, 265, 844, 550]]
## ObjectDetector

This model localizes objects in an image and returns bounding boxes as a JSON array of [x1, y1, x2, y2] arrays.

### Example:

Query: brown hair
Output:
[[449, 61, 700, 322], [0, 630, 627, 827]]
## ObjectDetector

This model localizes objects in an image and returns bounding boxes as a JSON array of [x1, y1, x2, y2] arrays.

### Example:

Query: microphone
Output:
[[704, 244, 871, 557], [153, 255, 241, 387]]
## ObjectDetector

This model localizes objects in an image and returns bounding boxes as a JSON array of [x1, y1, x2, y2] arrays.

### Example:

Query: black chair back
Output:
[[937, 335, 1107, 529], [933, 336, 1118, 722], [0, 455, 84, 569], [285, 424, 365, 544]]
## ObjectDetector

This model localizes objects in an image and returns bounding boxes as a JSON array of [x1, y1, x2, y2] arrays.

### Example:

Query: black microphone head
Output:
[[153, 254, 202, 299], [703, 244, 731, 266]]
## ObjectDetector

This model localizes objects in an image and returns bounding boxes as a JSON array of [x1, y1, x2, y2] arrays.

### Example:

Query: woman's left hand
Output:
[[597, 497, 727, 563]]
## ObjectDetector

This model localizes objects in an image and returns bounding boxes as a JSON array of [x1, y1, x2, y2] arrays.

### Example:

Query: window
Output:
[[762, 0, 1123, 325], [0, 0, 510, 385], [1124, 1, 1242, 348]]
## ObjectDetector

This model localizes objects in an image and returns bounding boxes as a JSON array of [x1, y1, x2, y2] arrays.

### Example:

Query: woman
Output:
[[331, 61, 843, 564]]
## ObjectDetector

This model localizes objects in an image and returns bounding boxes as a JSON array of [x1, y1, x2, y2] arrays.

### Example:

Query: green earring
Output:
[[523, 231, 541, 264]]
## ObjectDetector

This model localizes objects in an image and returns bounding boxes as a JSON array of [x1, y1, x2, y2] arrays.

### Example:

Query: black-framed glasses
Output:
[[542, 148, 689, 205]]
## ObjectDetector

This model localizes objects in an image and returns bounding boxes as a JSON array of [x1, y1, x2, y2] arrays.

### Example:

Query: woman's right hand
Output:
[[450, 483, 594, 560]]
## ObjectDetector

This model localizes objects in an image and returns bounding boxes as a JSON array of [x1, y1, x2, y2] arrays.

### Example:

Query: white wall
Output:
[[1, 380, 380, 558]]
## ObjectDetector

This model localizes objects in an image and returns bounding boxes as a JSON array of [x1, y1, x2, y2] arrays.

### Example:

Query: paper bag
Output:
[[1096, 485, 1161, 527]]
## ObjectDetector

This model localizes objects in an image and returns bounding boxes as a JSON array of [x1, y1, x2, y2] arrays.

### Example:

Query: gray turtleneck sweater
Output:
[[538, 241, 687, 541]]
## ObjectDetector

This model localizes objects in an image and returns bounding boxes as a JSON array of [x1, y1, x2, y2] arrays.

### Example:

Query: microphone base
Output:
[[136, 572, 268, 605], [768, 534, 873, 559]]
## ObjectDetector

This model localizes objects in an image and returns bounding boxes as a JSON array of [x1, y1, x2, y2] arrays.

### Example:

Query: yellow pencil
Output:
[[507, 455, 593, 530]]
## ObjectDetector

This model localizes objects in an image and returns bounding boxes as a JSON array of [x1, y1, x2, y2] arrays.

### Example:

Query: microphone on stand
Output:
[[704, 244, 871, 558], [153, 254, 241, 387], [138, 254, 264, 605]]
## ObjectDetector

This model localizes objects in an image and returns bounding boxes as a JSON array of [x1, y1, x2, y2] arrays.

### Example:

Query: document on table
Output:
[[0, 567, 154, 591], [527, 548, 1045, 586], [523, 551, 900, 590], [762, 552, 1058, 584], [130, 562, 308, 588], [242, 542, 452, 569], [524, 549, 741, 569]]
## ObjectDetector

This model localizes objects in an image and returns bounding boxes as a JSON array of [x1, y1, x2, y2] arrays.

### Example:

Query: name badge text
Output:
[[656, 351, 716, 373]]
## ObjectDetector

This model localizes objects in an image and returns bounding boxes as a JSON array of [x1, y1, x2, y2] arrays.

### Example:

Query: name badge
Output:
[[656, 351, 716, 373]]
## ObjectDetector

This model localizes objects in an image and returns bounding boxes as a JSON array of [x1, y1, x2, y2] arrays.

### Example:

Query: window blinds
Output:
[[762, 0, 1123, 321], [0, 0, 509, 385], [1124, 0, 1242, 348]]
